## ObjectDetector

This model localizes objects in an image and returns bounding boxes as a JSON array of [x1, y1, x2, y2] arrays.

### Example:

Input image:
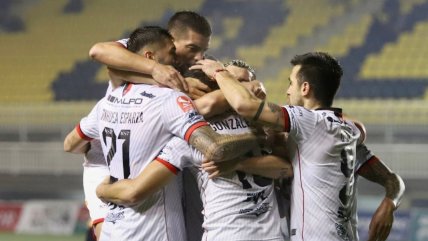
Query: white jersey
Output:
[[350, 144, 376, 241], [82, 82, 113, 224], [78, 83, 208, 241], [158, 111, 283, 241], [282, 106, 361, 241]]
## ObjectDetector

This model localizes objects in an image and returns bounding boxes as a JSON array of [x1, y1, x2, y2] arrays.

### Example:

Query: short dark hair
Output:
[[126, 26, 172, 53], [167, 11, 211, 38], [224, 59, 257, 81], [183, 69, 219, 91], [290, 52, 343, 107]]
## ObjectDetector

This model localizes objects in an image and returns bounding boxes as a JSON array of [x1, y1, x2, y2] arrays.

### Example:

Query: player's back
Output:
[[284, 106, 360, 241], [97, 83, 205, 241], [160, 111, 283, 241]]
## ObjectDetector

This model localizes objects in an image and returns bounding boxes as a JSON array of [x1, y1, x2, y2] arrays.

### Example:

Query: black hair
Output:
[[167, 11, 211, 38], [183, 69, 219, 90], [126, 26, 173, 53], [290, 52, 343, 107]]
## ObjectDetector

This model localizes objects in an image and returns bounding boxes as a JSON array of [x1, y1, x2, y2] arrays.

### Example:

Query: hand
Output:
[[185, 77, 212, 99], [96, 176, 111, 202], [242, 80, 267, 100], [367, 198, 395, 241], [202, 159, 239, 178], [189, 59, 225, 80], [152, 63, 188, 91]]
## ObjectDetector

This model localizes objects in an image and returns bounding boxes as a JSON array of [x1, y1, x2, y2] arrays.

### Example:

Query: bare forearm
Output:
[[189, 126, 258, 162], [97, 161, 175, 206], [109, 68, 156, 86], [194, 90, 230, 117], [360, 157, 405, 209], [89, 42, 156, 74], [97, 179, 137, 205], [215, 71, 260, 118], [236, 155, 292, 179]]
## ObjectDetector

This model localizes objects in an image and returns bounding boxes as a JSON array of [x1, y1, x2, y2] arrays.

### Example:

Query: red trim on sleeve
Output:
[[281, 107, 290, 132], [76, 124, 93, 141], [92, 218, 104, 226], [155, 157, 179, 175], [356, 156, 380, 175], [184, 121, 209, 142]]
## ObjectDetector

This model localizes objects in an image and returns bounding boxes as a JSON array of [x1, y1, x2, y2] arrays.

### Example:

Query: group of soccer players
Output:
[[64, 11, 405, 241]]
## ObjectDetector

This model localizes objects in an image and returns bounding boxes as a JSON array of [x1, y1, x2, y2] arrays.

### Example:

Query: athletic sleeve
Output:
[[116, 38, 128, 48], [355, 143, 375, 174], [281, 105, 317, 141], [156, 137, 195, 172], [162, 91, 209, 142], [78, 99, 103, 140]]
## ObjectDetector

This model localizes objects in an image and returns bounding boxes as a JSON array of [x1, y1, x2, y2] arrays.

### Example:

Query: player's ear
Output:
[[144, 51, 155, 60], [301, 81, 310, 96]]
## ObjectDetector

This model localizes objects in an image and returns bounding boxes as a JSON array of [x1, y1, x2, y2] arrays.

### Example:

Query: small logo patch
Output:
[[177, 96, 194, 112]]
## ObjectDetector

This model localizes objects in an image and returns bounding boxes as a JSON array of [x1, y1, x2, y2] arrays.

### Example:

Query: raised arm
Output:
[[96, 159, 176, 206], [193, 80, 267, 118], [89, 41, 187, 91], [358, 156, 405, 241], [190, 59, 285, 131]]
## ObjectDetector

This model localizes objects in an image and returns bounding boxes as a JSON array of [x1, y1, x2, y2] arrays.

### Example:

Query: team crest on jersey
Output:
[[176, 96, 194, 112]]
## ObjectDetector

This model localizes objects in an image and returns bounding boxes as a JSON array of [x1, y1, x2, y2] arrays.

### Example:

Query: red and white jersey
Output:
[[158, 111, 283, 241], [282, 106, 361, 241], [78, 83, 207, 241]]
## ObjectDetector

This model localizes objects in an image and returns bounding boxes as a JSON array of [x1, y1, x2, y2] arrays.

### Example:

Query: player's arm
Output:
[[194, 80, 267, 118], [96, 159, 176, 206], [89, 41, 187, 91], [190, 59, 286, 131], [108, 67, 156, 89], [358, 156, 405, 241], [188, 125, 259, 163], [63, 127, 91, 154], [202, 155, 292, 179]]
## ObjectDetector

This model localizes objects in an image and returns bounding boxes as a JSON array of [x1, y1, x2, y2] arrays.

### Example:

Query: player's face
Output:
[[226, 65, 252, 82], [153, 40, 177, 66], [173, 29, 210, 72], [286, 65, 304, 106]]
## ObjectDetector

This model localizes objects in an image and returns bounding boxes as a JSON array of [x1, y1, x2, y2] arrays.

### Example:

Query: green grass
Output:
[[0, 233, 85, 241]]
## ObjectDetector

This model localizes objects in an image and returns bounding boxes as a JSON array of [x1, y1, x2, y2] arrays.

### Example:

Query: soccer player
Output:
[[64, 26, 259, 241], [77, 11, 213, 239], [190, 52, 382, 240]]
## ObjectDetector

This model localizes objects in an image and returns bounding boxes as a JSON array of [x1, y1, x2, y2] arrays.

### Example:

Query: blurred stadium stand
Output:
[[0, 0, 427, 239]]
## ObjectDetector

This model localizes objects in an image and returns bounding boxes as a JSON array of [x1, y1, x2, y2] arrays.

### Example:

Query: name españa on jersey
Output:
[[210, 117, 249, 132], [101, 109, 144, 124]]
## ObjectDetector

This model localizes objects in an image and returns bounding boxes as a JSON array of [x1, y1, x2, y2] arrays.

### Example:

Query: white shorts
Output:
[[83, 165, 110, 226]]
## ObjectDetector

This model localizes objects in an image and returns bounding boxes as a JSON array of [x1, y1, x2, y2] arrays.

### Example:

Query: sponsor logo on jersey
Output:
[[239, 202, 270, 217], [176, 96, 194, 112], [107, 95, 143, 105], [335, 222, 351, 241], [243, 190, 268, 204], [140, 91, 156, 99]]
